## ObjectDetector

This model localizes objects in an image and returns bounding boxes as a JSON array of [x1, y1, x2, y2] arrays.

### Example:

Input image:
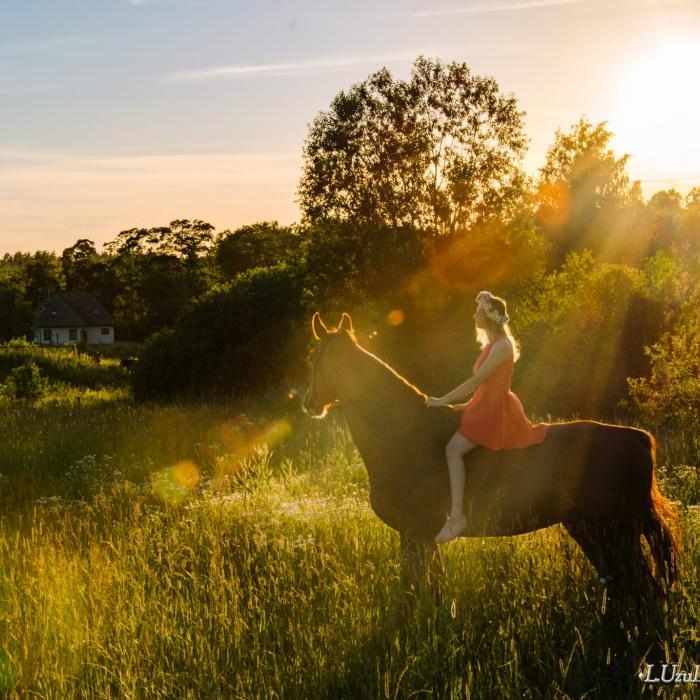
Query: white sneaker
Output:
[[434, 515, 467, 544]]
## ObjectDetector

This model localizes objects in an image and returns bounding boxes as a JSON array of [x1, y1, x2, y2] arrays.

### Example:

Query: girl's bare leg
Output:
[[435, 432, 475, 544]]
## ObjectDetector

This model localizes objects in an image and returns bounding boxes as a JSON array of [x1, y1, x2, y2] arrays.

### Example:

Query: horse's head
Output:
[[303, 312, 357, 418]]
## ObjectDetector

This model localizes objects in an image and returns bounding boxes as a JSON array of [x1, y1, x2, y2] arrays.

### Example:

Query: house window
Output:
[[101, 327, 110, 335], [69, 329, 78, 340], [43, 329, 51, 342]]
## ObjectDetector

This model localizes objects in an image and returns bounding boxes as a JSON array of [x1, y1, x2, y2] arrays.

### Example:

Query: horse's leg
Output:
[[562, 515, 612, 582], [425, 539, 445, 605], [565, 516, 644, 601], [563, 514, 643, 676], [399, 531, 444, 605], [399, 530, 421, 599], [607, 523, 656, 597]]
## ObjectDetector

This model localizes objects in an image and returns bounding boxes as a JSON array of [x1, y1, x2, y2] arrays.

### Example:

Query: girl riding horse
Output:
[[426, 291, 549, 543]]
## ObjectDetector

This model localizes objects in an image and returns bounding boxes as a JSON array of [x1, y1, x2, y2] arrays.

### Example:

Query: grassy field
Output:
[[0, 383, 699, 698]]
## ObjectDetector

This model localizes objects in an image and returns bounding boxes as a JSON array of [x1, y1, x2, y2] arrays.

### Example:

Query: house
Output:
[[34, 292, 114, 346]]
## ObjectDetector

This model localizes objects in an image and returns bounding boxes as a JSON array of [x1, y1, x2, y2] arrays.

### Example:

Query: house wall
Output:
[[34, 326, 115, 346], [84, 326, 114, 344]]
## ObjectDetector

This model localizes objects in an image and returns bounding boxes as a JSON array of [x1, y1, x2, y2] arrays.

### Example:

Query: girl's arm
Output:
[[426, 339, 512, 406]]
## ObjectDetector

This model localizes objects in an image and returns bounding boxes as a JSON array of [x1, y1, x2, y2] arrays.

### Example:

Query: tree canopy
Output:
[[298, 56, 528, 237], [535, 118, 643, 263]]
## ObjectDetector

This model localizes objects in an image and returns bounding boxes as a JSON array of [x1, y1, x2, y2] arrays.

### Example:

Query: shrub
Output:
[[134, 264, 309, 400], [0, 344, 128, 389], [2, 360, 47, 400], [657, 464, 700, 506], [628, 301, 700, 460], [514, 252, 664, 418]]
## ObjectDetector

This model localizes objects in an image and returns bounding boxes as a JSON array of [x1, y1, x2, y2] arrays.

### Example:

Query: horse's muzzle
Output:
[[302, 389, 325, 417]]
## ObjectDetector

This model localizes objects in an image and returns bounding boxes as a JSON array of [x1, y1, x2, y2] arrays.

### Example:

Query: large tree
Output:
[[105, 220, 214, 261], [215, 222, 302, 278], [22, 251, 63, 306], [61, 238, 98, 291], [298, 56, 528, 238], [536, 118, 643, 263]]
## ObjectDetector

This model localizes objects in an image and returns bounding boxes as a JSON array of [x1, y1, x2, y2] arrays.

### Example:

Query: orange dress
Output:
[[458, 342, 550, 450]]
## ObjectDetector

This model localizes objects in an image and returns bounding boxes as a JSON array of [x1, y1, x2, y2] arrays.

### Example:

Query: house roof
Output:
[[35, 292, 113, 327]]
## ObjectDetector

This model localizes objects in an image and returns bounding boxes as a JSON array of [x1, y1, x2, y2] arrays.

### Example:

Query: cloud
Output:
[[167, 48, 456, 81], [411, 0, 584, 18]]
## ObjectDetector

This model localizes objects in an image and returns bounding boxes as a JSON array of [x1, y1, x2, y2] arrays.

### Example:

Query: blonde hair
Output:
[[475, 293, 521, 361]]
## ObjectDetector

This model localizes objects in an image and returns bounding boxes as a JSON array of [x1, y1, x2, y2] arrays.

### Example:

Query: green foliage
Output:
[[60, 238, 98, 290], [304, 220, 425, 307], [132, 327, 179, 399], [103, 221, 217, 340], [515, 252, 664, 418], [679, 186, 700, 250], [215, 222, 304, 278], [15, 250, 64, 306], [628, 302, 700, 459], [134, 264, 309, 400], [538, 118, 636, 207], [642, 189, 683, 253], [658, 464, 700, 507], [299, 56, 528, 236], [0, 290, 33, 341], [536, 118, 644, 264], [109, 252, 195, 340], [0, 344, 129, 391], [106, 220, 215, 260], [1, 360, 47, 400]]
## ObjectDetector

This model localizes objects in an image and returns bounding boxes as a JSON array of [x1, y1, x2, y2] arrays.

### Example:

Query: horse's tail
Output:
[[639, 432, 681, 585]]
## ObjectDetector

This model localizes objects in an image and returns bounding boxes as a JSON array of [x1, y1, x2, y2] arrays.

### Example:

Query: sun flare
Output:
[[611, 38, 700, 186]]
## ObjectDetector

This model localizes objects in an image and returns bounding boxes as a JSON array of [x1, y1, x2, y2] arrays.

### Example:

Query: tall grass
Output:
[[0, 396, 698, 698]]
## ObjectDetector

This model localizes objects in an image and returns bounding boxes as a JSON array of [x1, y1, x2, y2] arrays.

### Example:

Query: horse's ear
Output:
[[312, 312, 328, 340], [338, 313, 354, 334]]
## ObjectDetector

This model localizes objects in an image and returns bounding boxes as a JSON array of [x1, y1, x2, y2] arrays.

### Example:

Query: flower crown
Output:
[[476, 290, 510, 325]]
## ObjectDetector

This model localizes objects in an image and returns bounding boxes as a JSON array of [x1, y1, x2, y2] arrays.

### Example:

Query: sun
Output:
[[610, 38, 700, 186]]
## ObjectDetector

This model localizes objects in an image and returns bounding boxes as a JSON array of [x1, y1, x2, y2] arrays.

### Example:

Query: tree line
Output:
[[1, 57, 699, 446]]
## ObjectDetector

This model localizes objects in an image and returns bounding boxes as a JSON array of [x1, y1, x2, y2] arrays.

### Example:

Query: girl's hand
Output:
[[451, 403, 468, 411], [425, 397, 443, 408]]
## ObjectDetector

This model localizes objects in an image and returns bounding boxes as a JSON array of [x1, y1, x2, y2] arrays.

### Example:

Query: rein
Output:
[[339, 399, 407, 408]]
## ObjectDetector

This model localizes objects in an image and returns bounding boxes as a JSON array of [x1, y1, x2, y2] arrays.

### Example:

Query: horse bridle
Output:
[[308, 340, 340, 410]]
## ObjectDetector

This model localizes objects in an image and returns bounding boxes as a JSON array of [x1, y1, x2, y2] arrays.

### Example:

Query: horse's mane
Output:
[[353, 340, 427, 402]]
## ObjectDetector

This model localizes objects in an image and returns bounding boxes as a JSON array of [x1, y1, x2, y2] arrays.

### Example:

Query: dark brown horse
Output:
[[303, 312, 680, 597]]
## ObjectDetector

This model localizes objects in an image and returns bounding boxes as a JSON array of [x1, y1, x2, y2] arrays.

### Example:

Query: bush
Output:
[[2, 360, 47, 400], [657, 464, 700, 506], [628, 301, 700, 460], [134, 264, 310, 400], [514, 252, 664, 418], [0, 344, 128, 389]]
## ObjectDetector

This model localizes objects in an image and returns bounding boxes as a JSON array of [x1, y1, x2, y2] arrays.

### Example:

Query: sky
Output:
[[2, 0, 700, 254]]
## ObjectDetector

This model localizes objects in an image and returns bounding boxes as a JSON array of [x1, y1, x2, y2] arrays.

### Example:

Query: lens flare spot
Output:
[[205, 417, 293, 478], [258, 419, 292, 447], [387, 309, 405, 326], [152, 460, 200, 504]]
